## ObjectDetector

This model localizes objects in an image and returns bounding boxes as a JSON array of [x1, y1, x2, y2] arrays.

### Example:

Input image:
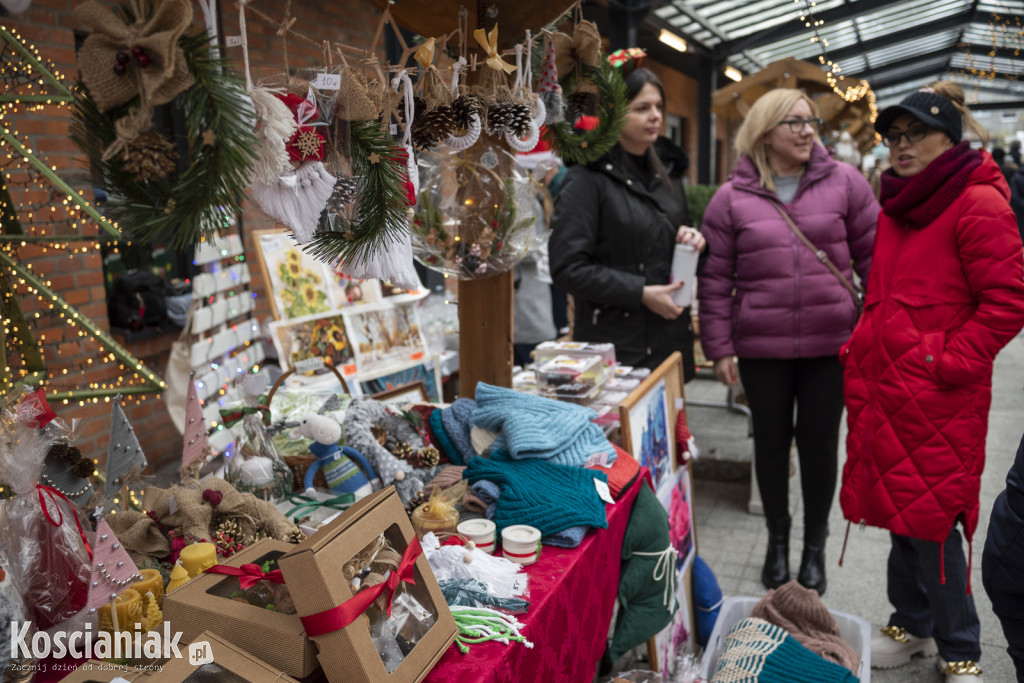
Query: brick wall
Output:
[[3, 0, 707, 473]]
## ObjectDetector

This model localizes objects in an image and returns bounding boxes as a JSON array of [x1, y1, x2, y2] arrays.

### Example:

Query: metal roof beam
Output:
[[712, 0, 899, 58], [851, 46, 963, 82], [825, 13, 984, 63], [869, 63, 954, 90]]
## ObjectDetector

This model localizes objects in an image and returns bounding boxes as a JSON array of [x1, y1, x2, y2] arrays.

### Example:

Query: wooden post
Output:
[[458, 270, 514, 397]]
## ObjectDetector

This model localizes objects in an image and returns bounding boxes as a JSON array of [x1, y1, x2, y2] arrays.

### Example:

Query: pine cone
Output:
[[389, 441, 414, 460], [486, 104, 515, 135], [506, 103, 533, 138], [120, 129, 178, 182], [325, 174, 359, 214], [412, 105, 457, 150], [404, 489, 426, 514], [452, 94, 484, 129], [408, 446, 439, 469], [371, 424, 388, 447], [566, 90, 599, 120]]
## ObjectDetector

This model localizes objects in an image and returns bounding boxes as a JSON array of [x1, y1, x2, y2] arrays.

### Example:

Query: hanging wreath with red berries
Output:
[[70, 0, 256, 248]]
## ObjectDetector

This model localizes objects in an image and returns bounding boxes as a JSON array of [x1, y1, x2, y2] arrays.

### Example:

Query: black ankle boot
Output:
[[762, 517, 791, 589], [797, 527, 828, 595]]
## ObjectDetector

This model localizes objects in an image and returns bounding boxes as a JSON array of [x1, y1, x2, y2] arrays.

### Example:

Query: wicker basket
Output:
[[284, 453, 329, 492]]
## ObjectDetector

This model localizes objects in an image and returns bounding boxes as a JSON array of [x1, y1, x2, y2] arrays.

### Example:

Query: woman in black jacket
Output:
[[983, 432, 1024, 681], [549, 67, 706, 377]]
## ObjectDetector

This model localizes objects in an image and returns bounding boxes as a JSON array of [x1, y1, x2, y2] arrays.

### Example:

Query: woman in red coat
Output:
[[840, 82, 1024, 682]]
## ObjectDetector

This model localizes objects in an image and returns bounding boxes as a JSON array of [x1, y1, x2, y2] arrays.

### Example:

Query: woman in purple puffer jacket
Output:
[[698, 89, 877, 595]]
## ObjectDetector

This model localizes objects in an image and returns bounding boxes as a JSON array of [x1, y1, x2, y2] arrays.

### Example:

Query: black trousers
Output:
[[738, 356, 845, 533], [889, 527, 981, 662]]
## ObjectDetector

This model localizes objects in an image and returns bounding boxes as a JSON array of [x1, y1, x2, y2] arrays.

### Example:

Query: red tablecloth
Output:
[[423, 472, 644, 683]]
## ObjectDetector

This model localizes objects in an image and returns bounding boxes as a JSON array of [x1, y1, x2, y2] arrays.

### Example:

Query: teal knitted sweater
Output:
[[463, 457, 609, 537]]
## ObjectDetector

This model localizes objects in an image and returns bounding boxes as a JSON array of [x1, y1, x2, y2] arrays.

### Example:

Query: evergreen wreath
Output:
[[306, 120, 410, 267], [544, 57, 628, 166], [71, 22, 257, 248]]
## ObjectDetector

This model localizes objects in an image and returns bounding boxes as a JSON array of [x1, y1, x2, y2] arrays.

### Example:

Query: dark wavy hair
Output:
[[616, 67, 671, 184]]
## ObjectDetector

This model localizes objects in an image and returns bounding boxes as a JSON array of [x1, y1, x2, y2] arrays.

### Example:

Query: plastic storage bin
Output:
[[701, 596, 871, 682]]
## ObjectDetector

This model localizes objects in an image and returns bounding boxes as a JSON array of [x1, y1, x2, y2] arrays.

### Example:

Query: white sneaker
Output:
[[938, 658, 983, 681], [871, 625, 939, 668]]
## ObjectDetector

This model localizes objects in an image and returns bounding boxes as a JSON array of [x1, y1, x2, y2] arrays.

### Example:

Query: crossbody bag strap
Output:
[[772, 202, 862, 304]]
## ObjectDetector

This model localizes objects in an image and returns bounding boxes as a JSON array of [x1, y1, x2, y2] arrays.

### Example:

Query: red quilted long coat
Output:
[[840, 154, 1024, 546]]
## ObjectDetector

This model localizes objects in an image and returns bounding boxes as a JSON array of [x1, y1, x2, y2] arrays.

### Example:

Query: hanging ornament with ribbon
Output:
[[504, 34, 545, 153], [550, 18, 602, 84], [538, 33, 564, 125], [411, 38, 458, 151]]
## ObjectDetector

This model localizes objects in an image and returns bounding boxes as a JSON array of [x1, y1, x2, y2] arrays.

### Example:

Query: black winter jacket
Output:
[[549, 148, 697, 378], [982, 432, 1024, 631]]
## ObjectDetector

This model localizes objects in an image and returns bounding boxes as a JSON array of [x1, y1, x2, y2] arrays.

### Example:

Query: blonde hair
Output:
[[734, 89, 820, 191], [927, 80, 989, 147]]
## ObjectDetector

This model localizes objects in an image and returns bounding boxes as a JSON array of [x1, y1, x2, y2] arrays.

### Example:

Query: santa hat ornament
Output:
[[85, 516, 143, 620], [249, 88, 336, 245], [675, 410, 699, 466], [516, 133, 561, 180], [180, 373, 210, 482], [104, 398, 148, 507], [538, 34, 564, 125]]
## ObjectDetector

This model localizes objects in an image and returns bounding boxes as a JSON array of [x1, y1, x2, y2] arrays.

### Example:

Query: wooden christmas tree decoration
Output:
[[86, 516, 143, 635], [103, 399, 148, 506], [180, 373, 210, 481]]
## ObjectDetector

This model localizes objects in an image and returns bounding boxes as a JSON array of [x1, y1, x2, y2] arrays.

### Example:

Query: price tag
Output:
[[168, 495, 178, 515], [314, 72, 342, 91], [585, 451, 611, 468], [594, 478, 614, 504], [224, 35, 243, 47], [295, 357, 326, 374], [389, 124, 398, 136], [511, 575, 527, 596]]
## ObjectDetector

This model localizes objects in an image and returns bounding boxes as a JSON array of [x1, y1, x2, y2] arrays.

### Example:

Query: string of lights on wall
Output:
[[0, 25, 166, 404], [956, 10, 1023, 102], [795, 0, 878, 123]]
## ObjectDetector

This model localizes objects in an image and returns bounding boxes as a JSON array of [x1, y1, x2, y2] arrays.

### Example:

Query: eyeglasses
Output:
[[881, 124, 930, 147], [777, 117, 823, 133]]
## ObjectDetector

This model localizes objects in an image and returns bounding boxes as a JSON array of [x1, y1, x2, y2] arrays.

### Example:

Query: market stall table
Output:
[[423, 470, 646, 683]]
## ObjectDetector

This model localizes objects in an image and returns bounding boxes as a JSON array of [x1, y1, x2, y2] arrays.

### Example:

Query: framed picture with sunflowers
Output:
[[268, 311, 359, 377], [253, 230, 382, 319]]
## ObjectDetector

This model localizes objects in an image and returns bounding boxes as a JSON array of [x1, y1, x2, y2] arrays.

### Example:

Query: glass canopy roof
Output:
[[650, 0, 1024, 108]]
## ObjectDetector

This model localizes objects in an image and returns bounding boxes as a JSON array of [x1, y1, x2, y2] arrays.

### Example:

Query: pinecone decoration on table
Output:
[[408, 446, 440, 469], [120, 129, 178, 182], [486, 103, 515, 135], [452, 94, 484, 130], [566, 90, 599, 120], [412, 105, 457, 151], [389, 441, 415, 460], [505, 103, 533, 138], [403, 488, 426, 514], [371, 424, 388, 447], [324, 174, 359, 214]]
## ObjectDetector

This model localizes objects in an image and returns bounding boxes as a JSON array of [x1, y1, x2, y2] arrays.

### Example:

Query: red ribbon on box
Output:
[[300, 536, 422, 637], [204, 563, 285, 590]]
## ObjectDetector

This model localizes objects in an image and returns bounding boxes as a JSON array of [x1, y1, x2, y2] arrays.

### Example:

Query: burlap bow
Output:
[[75, 0, 194, 114], [550, 20, 601, 78], [474, 26, 517, 74]]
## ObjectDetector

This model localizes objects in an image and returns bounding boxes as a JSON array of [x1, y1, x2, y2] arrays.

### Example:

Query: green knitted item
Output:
[[463, 457, 609, 537], [431, 409, 464, 466], [711, 618, 860, 683]]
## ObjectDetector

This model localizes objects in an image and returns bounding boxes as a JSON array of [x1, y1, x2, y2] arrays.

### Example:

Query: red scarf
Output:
[[879, 142, 982, 229]]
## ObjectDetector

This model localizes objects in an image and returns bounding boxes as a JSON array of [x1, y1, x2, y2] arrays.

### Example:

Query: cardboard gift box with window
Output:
[[278, 487, 457, 683], [151, 631, 300, 683], [162, 539, 318, 678]]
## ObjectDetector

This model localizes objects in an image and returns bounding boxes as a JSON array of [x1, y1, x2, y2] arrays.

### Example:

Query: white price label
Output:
[[389, 124, 398, 135], [224, 35, 243, 47], [594, 478, 614, 504], [586, 451, 612, 468], [511, 575, 527, 596], [295, 357, 326, 374], [314, 72, 342, 90]]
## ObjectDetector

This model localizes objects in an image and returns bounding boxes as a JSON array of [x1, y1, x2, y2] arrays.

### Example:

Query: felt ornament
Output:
[[104, 399, 148, 506], [85, 517, 143, 616], [550, 19, 602, 79], [250, 161, 337, 245], [74, 0, 194, 114], [538, 34, 564, 125], [277, 91, 327, 163], [180, 374, 210, 481]]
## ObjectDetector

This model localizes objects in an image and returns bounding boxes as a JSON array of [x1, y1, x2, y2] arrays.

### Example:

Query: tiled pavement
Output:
[[685, 333, 1024, 682]]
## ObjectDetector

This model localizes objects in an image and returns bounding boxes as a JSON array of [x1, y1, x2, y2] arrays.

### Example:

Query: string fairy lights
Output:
[[0, 25, 165, 403], [795, 0, 878, 122], [955, 7, 1024, 102]]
